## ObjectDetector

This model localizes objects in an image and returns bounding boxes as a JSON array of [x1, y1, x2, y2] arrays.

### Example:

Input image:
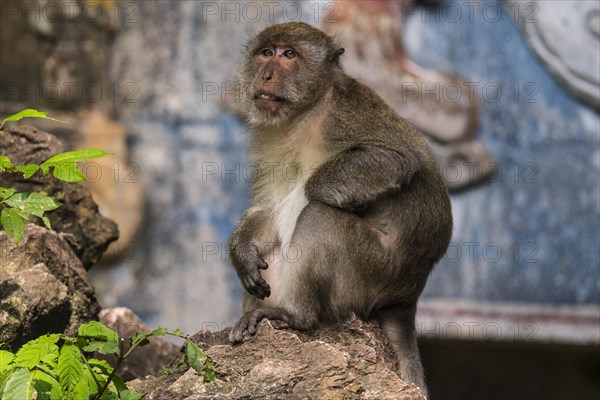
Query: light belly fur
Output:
[[273, 178, 309, 247]]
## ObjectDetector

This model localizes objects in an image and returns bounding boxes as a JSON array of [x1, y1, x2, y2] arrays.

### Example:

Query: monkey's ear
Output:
[[332, 47, 345, 64]]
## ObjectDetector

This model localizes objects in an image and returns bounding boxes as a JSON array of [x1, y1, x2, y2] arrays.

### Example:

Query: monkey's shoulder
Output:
[[328, 76, 424, 146]]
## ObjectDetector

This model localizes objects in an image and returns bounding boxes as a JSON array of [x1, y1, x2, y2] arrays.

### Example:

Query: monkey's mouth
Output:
[[255, 92, 285, 110]]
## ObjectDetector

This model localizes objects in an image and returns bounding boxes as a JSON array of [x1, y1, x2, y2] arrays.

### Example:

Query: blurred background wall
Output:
[[1, 0, 598, 398]]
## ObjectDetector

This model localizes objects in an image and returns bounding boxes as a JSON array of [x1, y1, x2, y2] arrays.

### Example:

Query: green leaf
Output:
[[15, 164, 40, 179], [87, 359, 113, 377], [41, 334, 62, 345], [161, 359, 184, 375], [4, 192, 62, 215], [44, 148, 110, 164], [129, 333, 150, 348], [31, 369, 61, 400], [40, 216, 52, 229], [40, 148, 110, 183], [149, 327, 168, 337], [0, 109, 68, 132], [1, 208, 25, 244], [58, 343, 83, 398], [100, 390, 119, 400], [0, 187, 16, 201], [78, 321, 118, 341], [77, 322, 119, 355], [0, 191, 61, 237], [86, 359, 133, 400], [109, 372, 127, 393], [0, 350, 14, 373], [171, 329, 184, 337], [0, 156, 13, 171], [52, 164, 85, 183], [120, 389, 145, 400], [204, 368, 216, 383], [203, 356, 215, 382], [0, 368, 58, 399], [130, 326, 169, 348], [96, 373, 120, 400], [39, 346, 59, 374], [0, 369, 13, 396], [1, 367, 36, 400], [74, 364, 97, 399], [13, 335, 60, 370], [0, 156, 40, 177], [183, 342, 204, 373]]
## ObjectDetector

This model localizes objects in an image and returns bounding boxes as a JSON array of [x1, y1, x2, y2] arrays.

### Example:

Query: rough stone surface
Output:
[[0, 124, 119, 269], [0, 0, 116, 113], [98, 307, 181, 381], [0, 224, 101, 350], [128, 317, 425, 400]]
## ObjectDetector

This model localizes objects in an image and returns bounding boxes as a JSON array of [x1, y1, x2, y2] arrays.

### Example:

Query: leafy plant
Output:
[[0, 149, 110, 183], [0, 109, 67, 133], [0, 109, 109, 243], [0, 187, 61, 244], [0, 321, 215, 400]]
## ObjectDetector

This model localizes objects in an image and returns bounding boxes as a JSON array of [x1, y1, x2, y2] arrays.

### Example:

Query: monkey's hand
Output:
[[230, 209, 275, 299], [231, 244, 271, 300], [240, 254, 271, 300]]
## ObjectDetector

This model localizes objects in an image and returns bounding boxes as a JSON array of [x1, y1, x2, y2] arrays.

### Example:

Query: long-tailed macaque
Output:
[[228, 22, 452, 395]]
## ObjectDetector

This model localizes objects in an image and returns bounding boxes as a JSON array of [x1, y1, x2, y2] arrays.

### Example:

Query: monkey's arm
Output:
[[229, 208, 275, 299], [305, 145, 421, 211]]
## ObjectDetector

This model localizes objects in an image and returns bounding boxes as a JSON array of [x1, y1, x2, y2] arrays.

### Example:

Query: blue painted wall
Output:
[[404, 1, 599, 305], [92, 0, 599, 332]]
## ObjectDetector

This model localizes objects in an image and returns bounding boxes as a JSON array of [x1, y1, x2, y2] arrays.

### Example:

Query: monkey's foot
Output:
[[229, 308, 291, 344]]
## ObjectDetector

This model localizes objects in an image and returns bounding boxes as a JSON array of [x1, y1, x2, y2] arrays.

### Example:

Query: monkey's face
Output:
[[235, 23, 345, 127], [253, 45, 299, 113]]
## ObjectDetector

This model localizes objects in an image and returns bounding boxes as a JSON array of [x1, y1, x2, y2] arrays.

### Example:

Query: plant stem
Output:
[[94, 337, 125, 400], [81, 353, 103, 395]]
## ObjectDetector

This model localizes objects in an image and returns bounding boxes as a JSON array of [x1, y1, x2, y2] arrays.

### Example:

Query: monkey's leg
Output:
[[377, 304, 428, 396], [229, 307, 295, 343], [231, 201, 379, 342]]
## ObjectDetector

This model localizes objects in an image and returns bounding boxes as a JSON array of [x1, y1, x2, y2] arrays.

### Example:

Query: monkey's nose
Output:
[[262, 66, 274, 81]]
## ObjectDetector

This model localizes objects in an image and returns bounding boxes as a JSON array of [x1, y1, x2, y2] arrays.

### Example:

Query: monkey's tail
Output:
[[376, 304, 428, 398]]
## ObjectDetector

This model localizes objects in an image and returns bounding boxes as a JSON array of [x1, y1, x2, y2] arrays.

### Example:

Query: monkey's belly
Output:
[[262, 180, 309, 307], [273, 180, 309, 247]]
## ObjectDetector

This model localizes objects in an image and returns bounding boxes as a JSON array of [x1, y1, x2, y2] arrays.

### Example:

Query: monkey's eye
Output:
[[262, 49, 273, 57], [283, 49, 296, 59]]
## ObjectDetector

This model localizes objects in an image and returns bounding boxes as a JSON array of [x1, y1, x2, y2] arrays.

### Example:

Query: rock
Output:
[[0, 124, 119, 268], [128, 317, 426, 399], [0, 225, 102, 350], [98, 307, 181, 381]]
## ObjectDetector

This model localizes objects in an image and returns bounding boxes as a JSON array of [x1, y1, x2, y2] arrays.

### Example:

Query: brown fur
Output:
[[229, 22, 452, 396]]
